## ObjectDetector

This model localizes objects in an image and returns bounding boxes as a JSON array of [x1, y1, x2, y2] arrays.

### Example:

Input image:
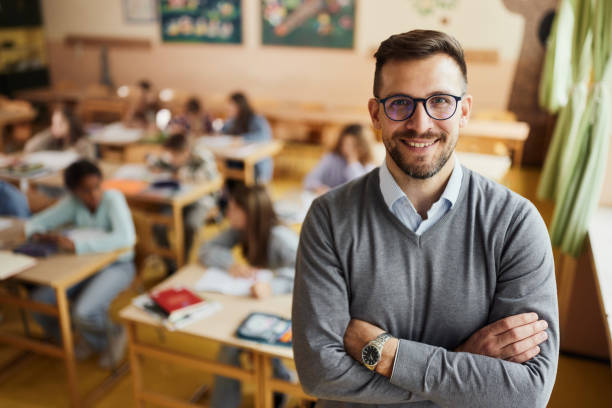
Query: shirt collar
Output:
[[379, 154, 463, 210]]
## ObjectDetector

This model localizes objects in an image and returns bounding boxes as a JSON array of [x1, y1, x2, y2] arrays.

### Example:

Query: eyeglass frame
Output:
[[375, 93, 464, 122]]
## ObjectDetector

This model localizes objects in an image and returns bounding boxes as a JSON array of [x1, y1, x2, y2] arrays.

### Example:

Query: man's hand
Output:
[[343, 319, 398, 378], [456, 313, 549, 363]]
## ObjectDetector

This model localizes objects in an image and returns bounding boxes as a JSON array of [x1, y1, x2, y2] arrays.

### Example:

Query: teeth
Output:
[[407, 141, 435, 148]]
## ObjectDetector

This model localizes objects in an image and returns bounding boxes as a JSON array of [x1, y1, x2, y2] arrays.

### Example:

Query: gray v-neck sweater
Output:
[[292, 167, 559, 408]]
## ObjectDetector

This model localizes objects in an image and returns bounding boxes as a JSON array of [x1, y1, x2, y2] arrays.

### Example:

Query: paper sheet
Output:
[[24, 150, 80, 171], [0, 218, 12, 231], [63, 228, 110, 242], [90, 122, 143, 144], [0, 251, 37, 280], [194, 267, 273, 296]]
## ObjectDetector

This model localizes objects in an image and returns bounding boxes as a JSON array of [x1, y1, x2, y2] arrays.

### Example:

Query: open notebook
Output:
[[0, 251, 37, 280], [195, 267, 273, 296]]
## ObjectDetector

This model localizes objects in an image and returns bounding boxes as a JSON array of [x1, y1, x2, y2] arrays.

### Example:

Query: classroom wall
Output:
[[40, 0, 524, 112]]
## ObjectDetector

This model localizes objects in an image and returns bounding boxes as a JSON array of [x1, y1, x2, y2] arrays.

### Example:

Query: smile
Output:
[[405, 140, 436, 148]]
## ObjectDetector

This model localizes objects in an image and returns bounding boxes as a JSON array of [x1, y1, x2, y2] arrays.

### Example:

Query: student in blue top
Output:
[[26, 159, 136, 369], [222, 92, 274, 183], [0, 180, 30, 218], [303, 123, 376, 195]]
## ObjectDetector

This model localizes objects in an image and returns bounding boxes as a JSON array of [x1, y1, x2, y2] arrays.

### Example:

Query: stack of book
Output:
[[132, 286, 221, 330]]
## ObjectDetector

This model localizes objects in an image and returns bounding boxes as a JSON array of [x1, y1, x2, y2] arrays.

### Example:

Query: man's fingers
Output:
[[486, 313, 539, 335], [499, 331, 548, 360], [496, 319, 548, 347], [507, 346, 541, 364]]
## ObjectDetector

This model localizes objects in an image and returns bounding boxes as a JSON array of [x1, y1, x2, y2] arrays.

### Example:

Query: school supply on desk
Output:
[[13, 241, 59, 257], [132, 286, 221, 331], [236, 312, 292, 346], [0, 162, 47, 178], [194, 267, 273, 296], [102, 179, 149, 195], [0, 251, 37, 279], [0, 218, 12, 231]]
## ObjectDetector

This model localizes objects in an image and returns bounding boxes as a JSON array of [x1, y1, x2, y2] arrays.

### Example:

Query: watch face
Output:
[[362, 345, 380, 366]]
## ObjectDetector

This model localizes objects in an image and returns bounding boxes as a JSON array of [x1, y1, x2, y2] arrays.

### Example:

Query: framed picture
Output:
[[160, 0, 242, 44], [123, 0, 157, 23], [262, 0, 355, 49]]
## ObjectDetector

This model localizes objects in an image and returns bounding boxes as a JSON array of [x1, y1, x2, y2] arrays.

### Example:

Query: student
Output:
[[24, 104, 95, 160], [303, 123, 376, 194], [27, 159, 136, 369], [198, 183, 297, 408], [149, 133, 219, 261], [167, 97, 213, 136], [222, 92, 274, 183], [123, 79, 160, 127], [0, 180, 30, 218]]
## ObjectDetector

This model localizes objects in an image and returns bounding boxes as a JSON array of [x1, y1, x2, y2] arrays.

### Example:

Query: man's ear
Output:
[[368, 98, 382, 130], [459, 93, 472, 129]]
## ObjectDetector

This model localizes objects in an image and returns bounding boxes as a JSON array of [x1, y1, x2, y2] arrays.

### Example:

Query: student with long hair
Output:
[[222, 92, 274, 183], [304, 123, 376, 194], [25, 104, 94, 160], [198, 183, 297, 408]]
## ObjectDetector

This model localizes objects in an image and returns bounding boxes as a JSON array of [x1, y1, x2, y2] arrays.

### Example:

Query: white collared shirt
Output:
[[379, 155, 463, 235]]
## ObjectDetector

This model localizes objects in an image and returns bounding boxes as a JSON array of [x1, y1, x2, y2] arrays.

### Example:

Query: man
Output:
[[292, 30, 559, 407]]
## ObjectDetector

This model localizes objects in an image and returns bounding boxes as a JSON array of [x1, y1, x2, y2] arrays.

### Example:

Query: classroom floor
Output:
[[0, 163, 611, 407]]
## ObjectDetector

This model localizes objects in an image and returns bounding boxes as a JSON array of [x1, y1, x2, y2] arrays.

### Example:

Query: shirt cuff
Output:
[[390, 337, 402, 381], [389, 339, 436, 392]]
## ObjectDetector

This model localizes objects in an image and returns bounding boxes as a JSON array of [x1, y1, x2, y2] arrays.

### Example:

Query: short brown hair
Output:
[[163, 133, 188, 152], [373, 30, 467, 97]]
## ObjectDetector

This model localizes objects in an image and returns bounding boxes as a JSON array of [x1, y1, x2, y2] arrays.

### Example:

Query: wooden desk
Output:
[[458, 120, 530, 167], [197, 136, 283, 185], [587, 207, 612, 367], [120, 264, 315, 408], [15, 88, 86, 105], [0, 218, 130, 407], [32, 162, 224, 267], [0, 108, 37, 152]]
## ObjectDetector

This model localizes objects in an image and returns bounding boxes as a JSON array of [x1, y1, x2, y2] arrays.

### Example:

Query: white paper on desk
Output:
[[195, 267, 273, 296], [24, 150, 80, 171], [0, 218, 12, 231], [90, 122, 143, 143], [113, 164, 149, 180], [0, 251, 37, 280], [196, 135, 235, 149], [63, 228, 110, 241], [228, 143, 263, 159]]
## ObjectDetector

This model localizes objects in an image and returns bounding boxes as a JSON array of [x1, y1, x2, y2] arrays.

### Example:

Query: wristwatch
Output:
[[361, 333, 392, 371]]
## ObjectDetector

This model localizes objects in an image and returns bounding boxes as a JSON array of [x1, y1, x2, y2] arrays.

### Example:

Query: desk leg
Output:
[[244, 162, 255, 186], [56, 287, 80, 408], [173, 203, 185, 267], [126, 322, 144, 408], [255, 353, 273, 408], [512, 140, 524, 167]]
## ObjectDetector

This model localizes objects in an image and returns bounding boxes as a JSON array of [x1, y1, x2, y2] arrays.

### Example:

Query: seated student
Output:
[[123, 79, 160, 127], [0, 180, 30, 218], [198, 184, 297, 408], [26, 159, 136, 369], [24, 104, 95, 160], [304, 123, 376, 194], [148, 133, 219, 261], [167, 97, 213, 136], [222, 92, 274, 183]]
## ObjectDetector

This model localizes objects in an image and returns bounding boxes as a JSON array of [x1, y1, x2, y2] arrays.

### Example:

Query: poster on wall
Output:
[[262, 0, 355, 49], [160, 0, 242, 44]]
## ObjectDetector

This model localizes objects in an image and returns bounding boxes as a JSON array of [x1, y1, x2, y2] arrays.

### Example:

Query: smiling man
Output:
[[292, 30, 559, 407]]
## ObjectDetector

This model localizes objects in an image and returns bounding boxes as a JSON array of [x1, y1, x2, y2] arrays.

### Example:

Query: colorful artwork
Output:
[[161, 0, 241, 44], [262, 0, 355, 49]]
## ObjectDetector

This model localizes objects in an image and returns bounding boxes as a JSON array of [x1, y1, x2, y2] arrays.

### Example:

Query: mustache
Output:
[[392, 129, 446, 140]]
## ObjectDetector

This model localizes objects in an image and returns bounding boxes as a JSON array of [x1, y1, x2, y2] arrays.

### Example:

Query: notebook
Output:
[[0, 251, 37, 279], [194, 267, 273, 296]]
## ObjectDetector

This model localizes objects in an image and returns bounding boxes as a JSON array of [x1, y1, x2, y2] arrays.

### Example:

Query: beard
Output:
[[384, 128, 456, 179]]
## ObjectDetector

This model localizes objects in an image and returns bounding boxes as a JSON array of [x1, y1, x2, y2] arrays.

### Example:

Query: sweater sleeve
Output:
[[24, 129, 53, 153], [242, 115, 272, 142], [389, 201, 559, 408], [72, 191, 136, 255], [292, 199, 419, 403], [198, 228, 241, 270], [25, 197, 77, 237]]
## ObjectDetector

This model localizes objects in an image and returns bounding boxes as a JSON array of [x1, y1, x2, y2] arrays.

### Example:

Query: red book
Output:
[[150, 287, 211, 323]]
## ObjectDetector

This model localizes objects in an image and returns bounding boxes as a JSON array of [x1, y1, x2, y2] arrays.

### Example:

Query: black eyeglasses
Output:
[[376, 93, 463, 121]]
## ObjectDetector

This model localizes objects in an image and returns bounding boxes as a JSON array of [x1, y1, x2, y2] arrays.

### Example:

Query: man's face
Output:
[[72, 174, 103, 212], [368, 54, 472, 179]]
